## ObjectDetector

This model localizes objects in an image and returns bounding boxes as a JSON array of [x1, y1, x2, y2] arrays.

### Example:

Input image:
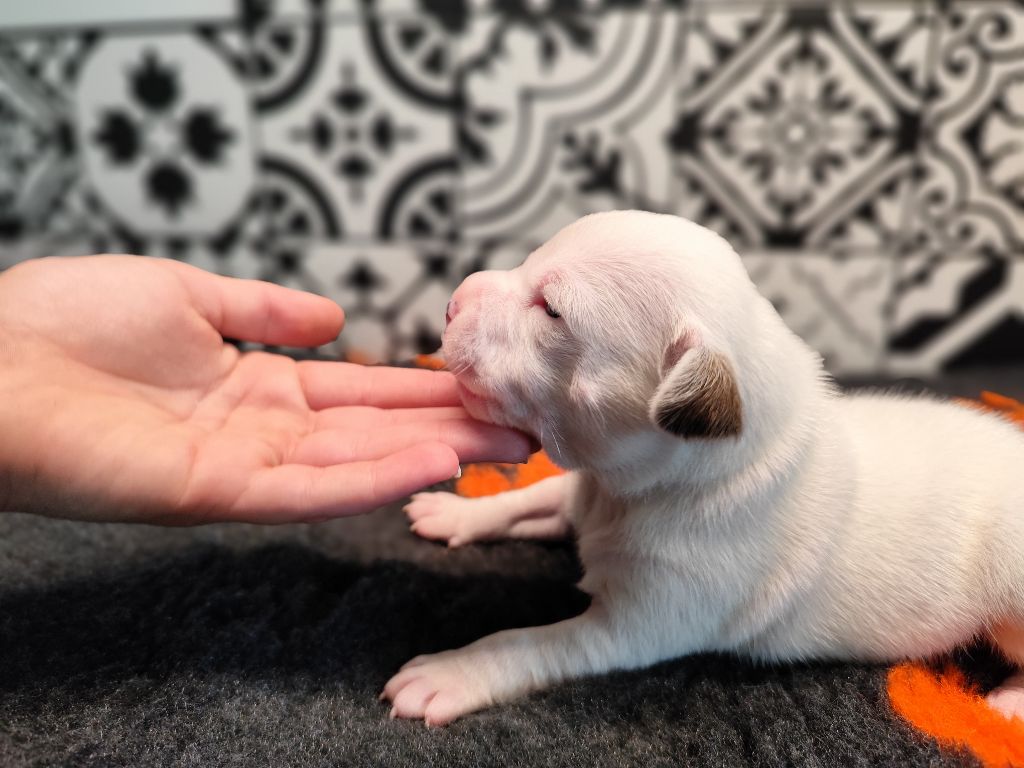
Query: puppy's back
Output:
[[836, 391, 1024, 620]]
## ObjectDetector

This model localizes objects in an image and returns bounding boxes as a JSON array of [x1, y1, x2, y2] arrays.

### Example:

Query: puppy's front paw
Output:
[[404, 492, 483, 548], [987, 673, 1024, 722], [382, 651, 497, 726]]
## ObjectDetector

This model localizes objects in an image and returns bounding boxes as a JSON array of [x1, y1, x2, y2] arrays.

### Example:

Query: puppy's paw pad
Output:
[[424, 690, 475, 728], [404, 492, 476, 545], [389, 676, 440, 720], [404, 492, 462, 521], [409, 515, 465, 546], [382, 654, 491, 725]]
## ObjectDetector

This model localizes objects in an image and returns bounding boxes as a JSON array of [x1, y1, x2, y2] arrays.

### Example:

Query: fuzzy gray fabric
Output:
[[2, 371, 1021, 767]]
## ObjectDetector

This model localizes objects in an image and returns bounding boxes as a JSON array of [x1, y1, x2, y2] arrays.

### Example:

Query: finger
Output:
[[290, 422, 529, 467], [298, 361, 462, 410], [314, 406, 470, 431], [165, 260, 344, 347], [233, 443, 459, 522]]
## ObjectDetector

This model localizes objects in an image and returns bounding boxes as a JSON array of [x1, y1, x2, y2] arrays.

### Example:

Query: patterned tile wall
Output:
[[0, 0, 1021, 376]]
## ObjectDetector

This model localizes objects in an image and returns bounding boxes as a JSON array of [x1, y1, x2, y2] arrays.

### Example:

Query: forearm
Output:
[[489, 473, 571, 519], [476, 473, 573, 539]]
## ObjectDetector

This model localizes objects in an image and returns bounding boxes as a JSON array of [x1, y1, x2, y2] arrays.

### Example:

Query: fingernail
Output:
[[378, 691, 387, 701], [389, 707, 398, 720], [453, 465, 463, 479]]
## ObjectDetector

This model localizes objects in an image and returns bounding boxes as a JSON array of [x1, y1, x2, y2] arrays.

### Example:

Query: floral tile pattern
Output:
[[669, 3, 932, 252], [456, 8, 683, 242], [889, 1, 1024, 373], [889, 256, 1024, 373], [0, 32, 97, 251], [0, 0, 1022, 375], [75, 32, 256, 235], [250, 8, 458, 241]]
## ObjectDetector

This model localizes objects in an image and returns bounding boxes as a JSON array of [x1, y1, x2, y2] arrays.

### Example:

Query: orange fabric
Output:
[[979, 391, 1024, 425], [412, 354, 447, 371], [957, 392, 1024, 426], [887, 664, 1024, 767], [455, 450, 564, 498]]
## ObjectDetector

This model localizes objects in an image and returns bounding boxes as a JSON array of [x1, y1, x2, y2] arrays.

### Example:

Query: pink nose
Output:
[[446, 272, 490, 328]]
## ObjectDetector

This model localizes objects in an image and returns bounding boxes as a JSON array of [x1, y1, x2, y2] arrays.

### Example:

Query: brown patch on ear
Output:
[[652, 348, 742, 439]]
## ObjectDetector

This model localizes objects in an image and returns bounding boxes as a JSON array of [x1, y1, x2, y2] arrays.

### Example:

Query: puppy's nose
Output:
[[445, 299, 458, 327]]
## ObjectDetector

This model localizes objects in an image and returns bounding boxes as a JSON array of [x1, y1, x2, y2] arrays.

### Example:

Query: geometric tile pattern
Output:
[[888, 1, 1024, 374], [0, 0, 1021, 376]]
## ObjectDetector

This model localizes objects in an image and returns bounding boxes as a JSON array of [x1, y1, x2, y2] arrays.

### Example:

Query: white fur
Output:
[[386, 211, 1024, 726]]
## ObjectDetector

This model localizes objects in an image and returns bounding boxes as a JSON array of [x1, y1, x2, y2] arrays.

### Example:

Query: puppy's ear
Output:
[[648, 341, 742, 439]]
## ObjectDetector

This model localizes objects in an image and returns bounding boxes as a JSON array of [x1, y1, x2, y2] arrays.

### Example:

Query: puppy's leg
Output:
[[404, 474, 572, 547], [383, 602, 674, 726], [987, 623, 1024, 722]]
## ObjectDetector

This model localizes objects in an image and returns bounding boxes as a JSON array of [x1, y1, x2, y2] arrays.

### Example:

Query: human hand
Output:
[[0, 256, 530, 524]]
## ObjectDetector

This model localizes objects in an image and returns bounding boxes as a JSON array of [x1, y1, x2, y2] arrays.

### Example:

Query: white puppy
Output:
[[382, 211, 1024, 727]]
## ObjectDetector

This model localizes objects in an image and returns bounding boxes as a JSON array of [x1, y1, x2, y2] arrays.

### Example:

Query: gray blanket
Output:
[[3, 370, 1020, 767]]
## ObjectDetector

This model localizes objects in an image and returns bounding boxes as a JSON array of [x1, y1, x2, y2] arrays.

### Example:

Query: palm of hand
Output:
[[0, 257, 526, 523]]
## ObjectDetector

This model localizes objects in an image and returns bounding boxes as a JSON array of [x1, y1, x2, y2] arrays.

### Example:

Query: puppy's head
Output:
[[443, 212, 767, 472]]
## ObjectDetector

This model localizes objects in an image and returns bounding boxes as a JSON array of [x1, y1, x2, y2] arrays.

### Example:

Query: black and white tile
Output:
[[74, 31, 256, 236], [670, 3, 932, 252], [0, 0, 1022, 375], [667, 3, 935, 373], [888, 1, 1024, 374], [263, 239, 459, 361], [249, 6, 459, 242], [458, 7, 683, 242], [744, 253, 894, 375], [0, 31, 98, 264]]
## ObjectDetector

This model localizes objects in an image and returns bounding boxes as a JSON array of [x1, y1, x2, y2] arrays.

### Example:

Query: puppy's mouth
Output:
[[455, 380, 543, 453], [456, 379, 500, 410]]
